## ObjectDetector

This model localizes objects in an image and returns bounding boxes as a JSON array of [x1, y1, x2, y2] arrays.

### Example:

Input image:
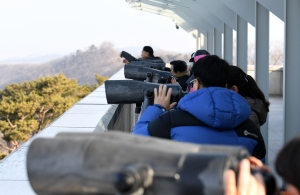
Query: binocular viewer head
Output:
[[124, 64, 171, 83], [105, 80, 184, 104], [27, 131, 250, 195], [129, 61, 165, 70]]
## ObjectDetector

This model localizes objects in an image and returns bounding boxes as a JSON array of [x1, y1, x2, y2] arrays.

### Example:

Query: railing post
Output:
[[207, 31, 213, 54], [284, 0, 300, 143], [236, 15, 248, 72], [255, 2, 269, 164], [200, 32, 207, 50], [214, 28, 222, 57], [196, 31, 200, 50], [224, 23, 233, 64]]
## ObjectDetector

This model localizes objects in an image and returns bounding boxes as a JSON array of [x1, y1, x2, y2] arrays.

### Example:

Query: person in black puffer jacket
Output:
[[170, 60, 190, 91]]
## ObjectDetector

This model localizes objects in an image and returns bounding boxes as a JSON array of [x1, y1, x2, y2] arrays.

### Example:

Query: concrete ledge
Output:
[[247, 65, 283, 95], [0, 68, 127, 194]]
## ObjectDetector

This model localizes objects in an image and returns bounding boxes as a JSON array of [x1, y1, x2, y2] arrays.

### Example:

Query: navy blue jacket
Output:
[[133, 87, 259, 156]]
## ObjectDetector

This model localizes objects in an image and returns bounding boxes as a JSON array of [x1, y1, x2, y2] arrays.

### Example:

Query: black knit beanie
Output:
[[143, 46, 154, 57]]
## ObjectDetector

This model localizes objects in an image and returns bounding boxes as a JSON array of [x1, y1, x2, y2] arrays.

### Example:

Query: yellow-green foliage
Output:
[[0, 152, 8, 160], [0, 73, 97, 152], [95, 74, 109, 86]]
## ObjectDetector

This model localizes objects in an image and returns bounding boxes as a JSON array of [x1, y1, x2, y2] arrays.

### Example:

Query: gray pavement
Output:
[[267, 95, 284, 185], [268, 95, 284, 167]]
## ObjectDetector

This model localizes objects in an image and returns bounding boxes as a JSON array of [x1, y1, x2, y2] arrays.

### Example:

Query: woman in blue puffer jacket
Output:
[[132, 55, 265, 160]]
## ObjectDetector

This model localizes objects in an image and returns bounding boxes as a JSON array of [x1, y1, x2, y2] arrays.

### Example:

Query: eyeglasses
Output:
[[190, 79, 197, 87]]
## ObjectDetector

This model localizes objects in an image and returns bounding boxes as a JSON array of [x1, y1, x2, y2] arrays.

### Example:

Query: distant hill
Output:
[[0, 42, 191, 89], [117, 46, 192, 62], [0, 54, 63, 64], [0, 42, 124, 89]]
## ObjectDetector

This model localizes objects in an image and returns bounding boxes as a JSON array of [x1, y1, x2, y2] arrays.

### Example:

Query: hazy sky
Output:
[[0, 0, 284, 61]]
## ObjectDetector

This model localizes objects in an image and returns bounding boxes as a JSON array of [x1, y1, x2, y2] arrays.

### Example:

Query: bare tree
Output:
[[232, 38, 283, 66], [232, 38, 236, 65], [248, 42, 255, 65], [269, 41, 284, 65]]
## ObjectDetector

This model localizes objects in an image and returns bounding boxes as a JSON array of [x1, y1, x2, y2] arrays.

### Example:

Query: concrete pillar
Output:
[[284, 0, 300, 143], [224, 23, 233, 64], [214, 28, 222, 57], [200, 33, 207, 50], [255, 2, 269, 164], [196, 31, 200, 50], [197, 31, 202, 50], [236, 15, 248, 72], [207, 31, 213, 54]]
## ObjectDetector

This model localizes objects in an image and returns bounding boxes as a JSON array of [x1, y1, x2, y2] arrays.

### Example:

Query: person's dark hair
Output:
[[170, 60, 187, 73], [226, 66, 270, 112], [275, 135, 300, 192], [143, 46, 154, 57], [192, 55, 229, 87]]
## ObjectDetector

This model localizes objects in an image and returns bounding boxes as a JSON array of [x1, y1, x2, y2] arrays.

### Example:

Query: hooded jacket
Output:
[[133, 87, 259, 156], [245, 97, 268, 129]]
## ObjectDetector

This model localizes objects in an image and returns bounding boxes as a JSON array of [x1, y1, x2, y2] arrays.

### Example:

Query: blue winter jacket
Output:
[[133, 87, 258, 156]]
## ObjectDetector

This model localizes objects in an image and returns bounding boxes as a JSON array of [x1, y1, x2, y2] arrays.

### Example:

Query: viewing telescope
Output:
[[27, 131, 256, 195], [105, 80, 185, 104], [130, 61, 165, 70], [121, 51, 164, 64], [124, 64, 171, 83]]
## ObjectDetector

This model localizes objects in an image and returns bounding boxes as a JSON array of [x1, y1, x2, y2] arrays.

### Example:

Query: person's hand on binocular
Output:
[[171, 77, 179, 85], [154, 85, 177, 111], [224, 157, 267, 195], [123, 59, 130, 64]]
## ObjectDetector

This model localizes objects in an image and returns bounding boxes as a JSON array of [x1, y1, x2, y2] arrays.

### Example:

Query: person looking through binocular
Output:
[[122, 46, 158, 64], [169, 60, 190, 91], [141, 46, 154, 59], [133, 55, 266, 162]]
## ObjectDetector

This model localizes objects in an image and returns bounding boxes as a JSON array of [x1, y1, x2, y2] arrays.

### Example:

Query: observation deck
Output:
[[0, 67, 283, 194], [1, 0, 300, 193]]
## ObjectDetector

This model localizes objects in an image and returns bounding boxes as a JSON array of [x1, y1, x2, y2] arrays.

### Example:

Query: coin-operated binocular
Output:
[[105, 80, 186, 116], [27, 131, 277, 195], [124, 64, 171, 83]]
